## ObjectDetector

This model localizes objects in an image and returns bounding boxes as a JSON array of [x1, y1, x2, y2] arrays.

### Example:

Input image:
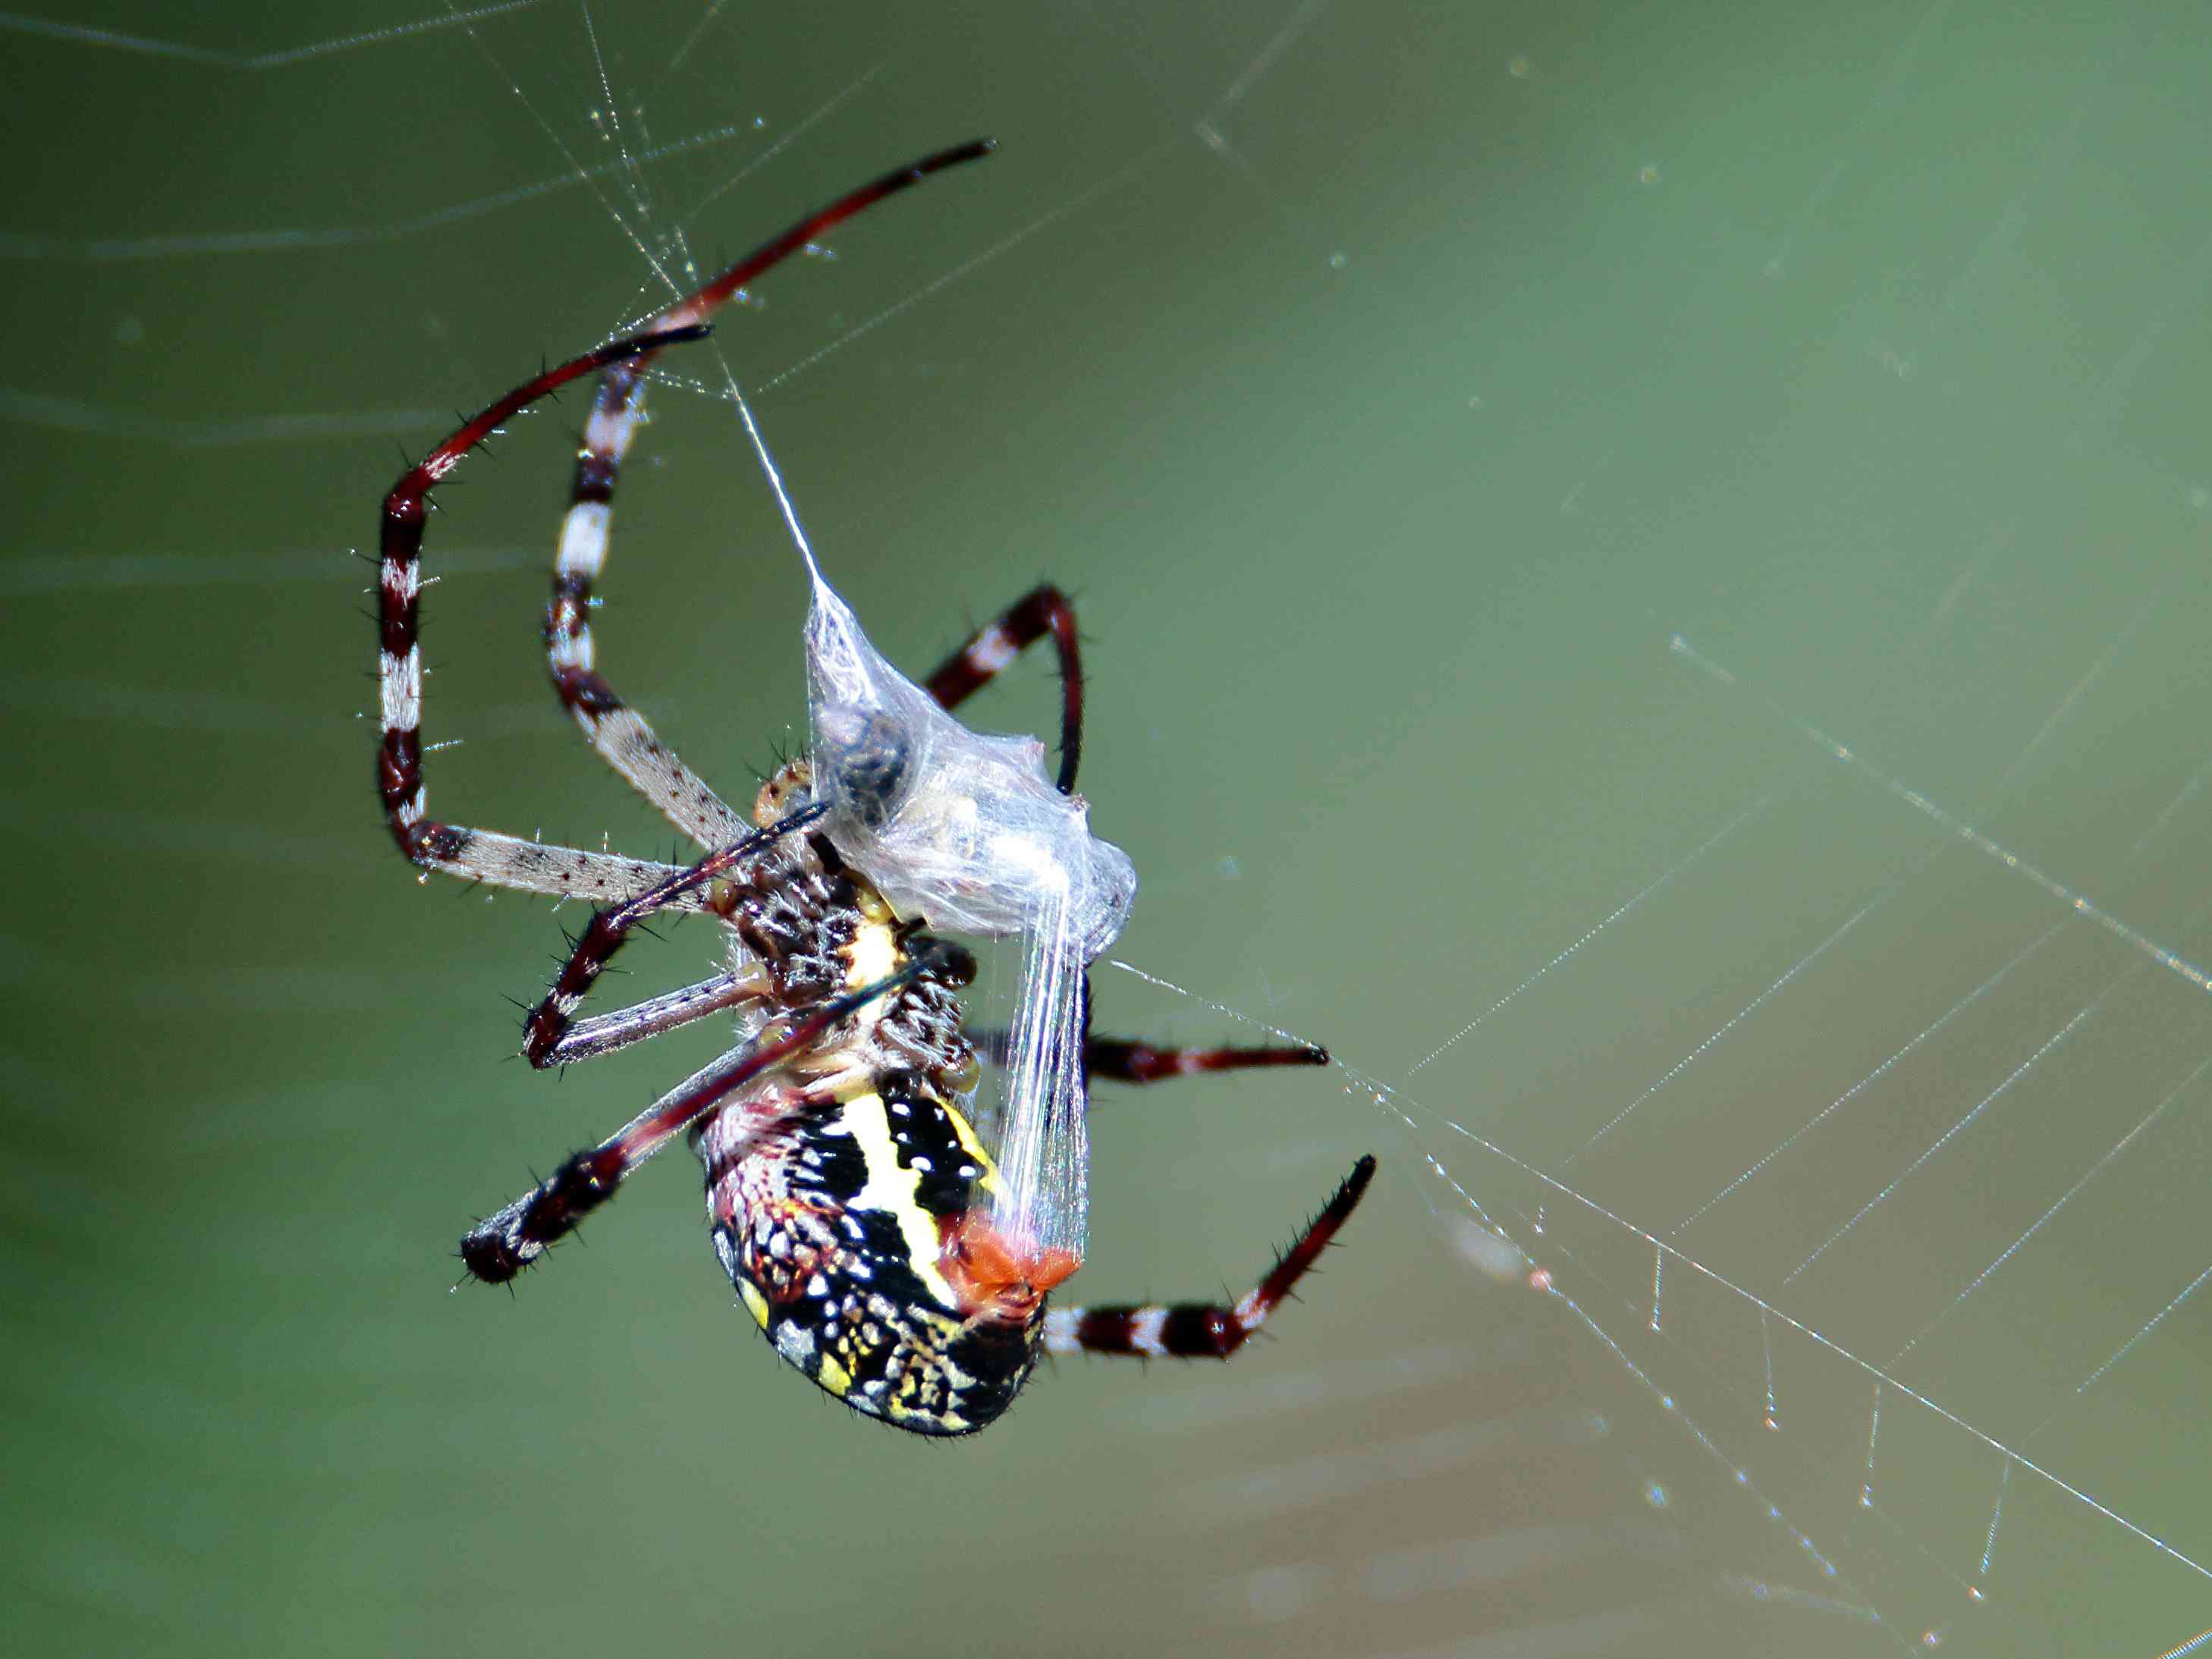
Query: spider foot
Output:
[[458, 1146, 620, 1284]]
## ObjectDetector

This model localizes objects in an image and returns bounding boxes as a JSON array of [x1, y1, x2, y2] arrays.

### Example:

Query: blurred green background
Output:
[[6, 2, 2209, 1654]]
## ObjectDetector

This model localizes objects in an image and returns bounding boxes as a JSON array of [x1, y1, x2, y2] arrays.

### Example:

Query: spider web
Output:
[[5, 2, 2209, 1655]]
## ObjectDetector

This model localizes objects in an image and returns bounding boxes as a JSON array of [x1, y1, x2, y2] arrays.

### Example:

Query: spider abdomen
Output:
[[691, 776, 1036, 1434], [701, 1082, 1041, 1437]]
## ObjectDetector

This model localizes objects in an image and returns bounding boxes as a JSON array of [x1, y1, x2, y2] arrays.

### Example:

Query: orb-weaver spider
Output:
[[373, 140, 1375, 1436]]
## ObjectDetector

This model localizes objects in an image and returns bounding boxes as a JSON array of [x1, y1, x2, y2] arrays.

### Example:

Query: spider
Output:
[[373, 140, 1376, 1436]]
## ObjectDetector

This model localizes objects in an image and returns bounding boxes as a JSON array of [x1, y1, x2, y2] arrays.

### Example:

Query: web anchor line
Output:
[[2028, 1256, 2212, 1440], [1980, 1459, 2010, 1579], [1782, 1003, 2099, 1286], [1884, 1045, 2212, 1367], [1412, 1096, 2212, 1591], [1405, 792, 1772, 1079], [1670, 634, 2212, 998], [1563, 605, 2164, 1174], [1673, 910, 2048, 1236], [1761, 1309, 1779, 1431], [1564, 888, 1881, 1167], [1862, 1382, 1882, 1510], [1673, 727, 2212, 1345], [1105, 956, 2212, 1606]]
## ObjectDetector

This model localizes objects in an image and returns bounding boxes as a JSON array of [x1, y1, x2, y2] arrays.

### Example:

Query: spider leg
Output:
[[542, 360, 751, 849], [1041, 1156, 1376, 1359], [924, 585, 1085, 793], [529, 969, 763, 1067], [464, 938, 972, 1281], [376, 140, 993, 888], [380, 327, 719, 892], [1083, 1035, 1330, 1082], [545, 141, 997, 836], [521, 806, 825, 1067], [975, 965, 1325, 1104], [423, 828, 706, 907], [972, 1028, 1331, 1087]]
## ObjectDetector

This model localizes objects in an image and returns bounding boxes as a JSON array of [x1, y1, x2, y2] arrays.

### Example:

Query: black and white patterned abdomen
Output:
[[698, 1073, 1041, 1436]]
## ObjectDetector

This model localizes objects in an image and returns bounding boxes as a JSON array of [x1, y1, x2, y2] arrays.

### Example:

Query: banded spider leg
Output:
[[374, 145, 999, 1275], [927, 586, 1329, 1072], [463, 937, 976, 1282], [1045, 1154, 1376, 1359], [925, 589, 1369, 1361], [517, 806, 825, 1069], [377, 321, 730, 905], [925, 583, 1087, 795]]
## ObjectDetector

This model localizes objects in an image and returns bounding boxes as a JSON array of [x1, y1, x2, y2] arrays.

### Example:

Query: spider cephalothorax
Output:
[[377, 142, 1374, 1437]]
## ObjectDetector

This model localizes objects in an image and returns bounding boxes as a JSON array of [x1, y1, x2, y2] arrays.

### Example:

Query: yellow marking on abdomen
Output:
[[842, 1092, 961, 1307], [737, 1280, 771, 1330], [942, 1099, 1005, 1201]]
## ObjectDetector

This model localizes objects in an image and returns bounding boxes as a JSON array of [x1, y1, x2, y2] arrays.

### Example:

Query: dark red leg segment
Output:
[[529, 971, 764, 1068], [1042, 1155, 1377, 1359], [377, 325, 713, 871], [465, 938, 976, 1283], [970, 1028, 1329, 1085], [520, 806, 825, 1067], [1083, 1035, 1331, 1084], [924, 584, 1086, 794]]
